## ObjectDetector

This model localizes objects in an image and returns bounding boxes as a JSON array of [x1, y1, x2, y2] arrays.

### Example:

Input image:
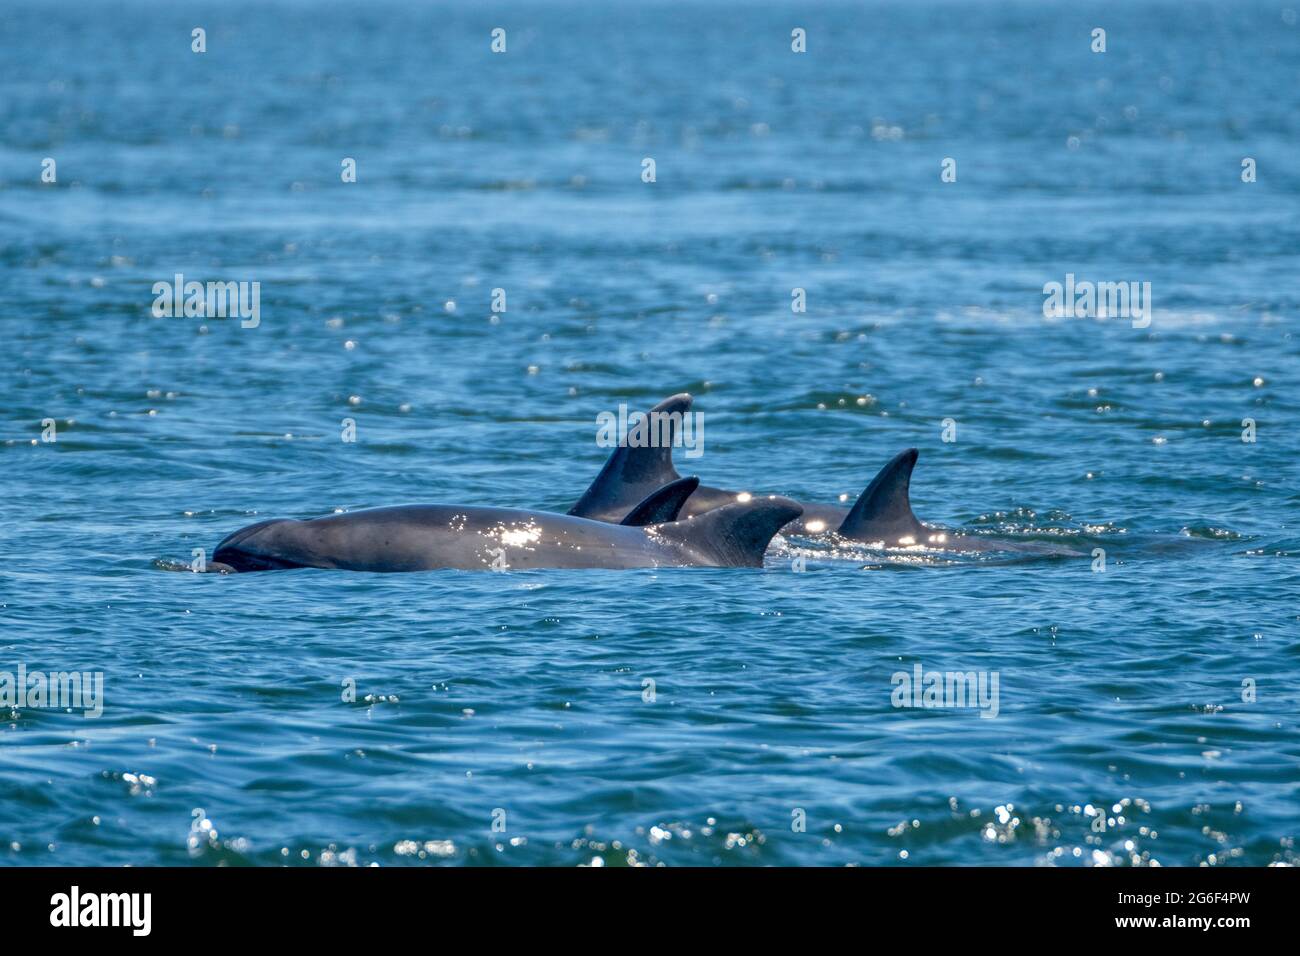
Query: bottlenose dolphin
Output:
[[569, 393, 902, 537], [568, 394, 1055, 552], [211, 477, 803, 572]]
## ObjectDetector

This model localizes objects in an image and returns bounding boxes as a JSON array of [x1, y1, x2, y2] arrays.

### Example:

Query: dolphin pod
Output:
[[206, 390, 1066, 573], [211, 470, 803, 572], [566, 393, 1086, 555], [569, 392, 955, 547]]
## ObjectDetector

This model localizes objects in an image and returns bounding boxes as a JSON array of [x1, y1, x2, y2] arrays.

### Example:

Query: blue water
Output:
[[2, 0, 1298, 866]]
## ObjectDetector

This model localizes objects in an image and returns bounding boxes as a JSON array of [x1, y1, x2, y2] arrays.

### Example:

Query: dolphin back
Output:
[[653, 496, 803, 567], [568, 393, 692, 522], [620, 475, 701, 526], [837, 448, 927, 542]]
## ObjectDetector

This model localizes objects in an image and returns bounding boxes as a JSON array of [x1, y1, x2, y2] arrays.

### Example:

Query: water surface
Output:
[[1, 0, 1298, 866]]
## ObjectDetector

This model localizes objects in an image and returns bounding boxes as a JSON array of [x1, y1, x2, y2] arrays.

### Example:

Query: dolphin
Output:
[[210, 476, 803, 572], [568, 393, 906, 538], [568, 393, 1066, 553]]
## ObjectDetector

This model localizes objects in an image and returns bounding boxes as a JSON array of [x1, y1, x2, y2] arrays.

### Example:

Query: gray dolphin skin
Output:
[[212, 484, 802, 572], [568, 393, 1029, 552], [568, 392, 912, 539], [568, 393, 700, 523]]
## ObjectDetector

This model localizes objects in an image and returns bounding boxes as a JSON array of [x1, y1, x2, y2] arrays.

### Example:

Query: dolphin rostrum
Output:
[[211, 477, 802, 572]]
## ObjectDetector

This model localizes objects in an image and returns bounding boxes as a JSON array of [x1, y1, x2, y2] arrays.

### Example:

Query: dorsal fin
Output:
[[837, 448, 927, 543], [568, 393, 690, 522], [620, 476, 701, 526], [652, 496, 803, 567]]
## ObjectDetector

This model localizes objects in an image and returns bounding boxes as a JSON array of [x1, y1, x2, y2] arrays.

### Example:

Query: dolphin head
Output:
[[213, 518, 307, 571]]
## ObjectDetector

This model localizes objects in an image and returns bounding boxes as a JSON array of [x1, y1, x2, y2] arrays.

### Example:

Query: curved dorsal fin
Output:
[[653, 496, 803, 567], [568, 393, 690, 522], [620, 476, 701, 526], [837, 448, 927, 543]]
